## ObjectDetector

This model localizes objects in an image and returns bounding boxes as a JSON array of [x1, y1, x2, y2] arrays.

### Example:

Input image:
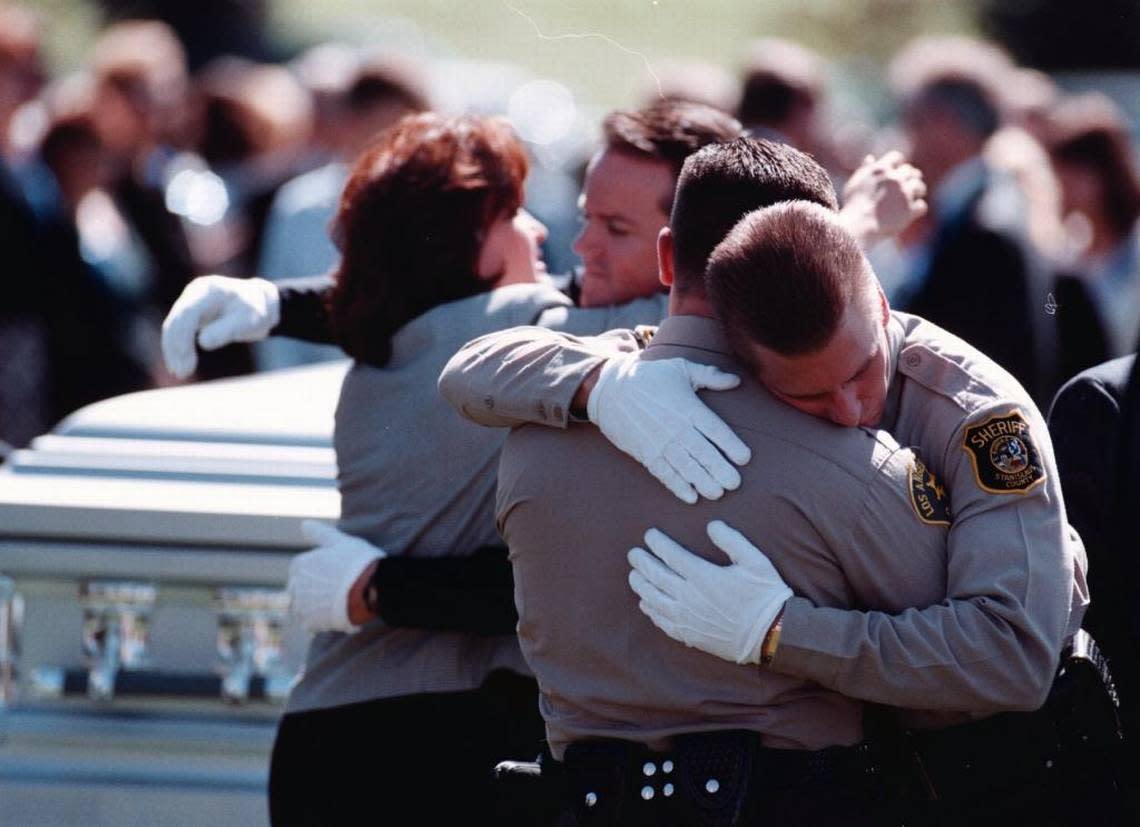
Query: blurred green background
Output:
[[30, 0, 1140, 117], [31, 0, 979, 110]]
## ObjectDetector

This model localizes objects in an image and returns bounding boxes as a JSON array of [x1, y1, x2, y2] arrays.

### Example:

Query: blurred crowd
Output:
[[1, 6, 1138, 451]]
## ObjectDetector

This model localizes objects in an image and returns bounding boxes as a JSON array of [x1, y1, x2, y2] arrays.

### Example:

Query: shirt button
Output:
[[643, 762, 657, 777], [641, 785, 655, 800], [905, 353, 922, 368], [705, 778, 720, 794]]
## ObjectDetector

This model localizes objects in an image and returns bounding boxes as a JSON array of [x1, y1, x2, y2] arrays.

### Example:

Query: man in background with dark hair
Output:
[[572, 100, 742, 309], [887, 36, 1057, 404], [736, 38, 826, 156]]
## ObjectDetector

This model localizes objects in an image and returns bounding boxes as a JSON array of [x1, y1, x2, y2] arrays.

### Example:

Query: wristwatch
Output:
[[760, 614, 783, 667]]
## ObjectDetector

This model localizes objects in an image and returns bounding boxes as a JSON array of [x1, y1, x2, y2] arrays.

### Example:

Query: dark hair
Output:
[[40, 114, 101, 175], [601, 100, 742, 212], [738, 74, 814, 129], [346, 57, 430, 115], [736, 38, 823, 130], [329, 113, 528, 366], [706, 201, 869, 357], [911, 76, 1001, 139], [1047, 94, 1140, 238], [669, 137, 838, 293]]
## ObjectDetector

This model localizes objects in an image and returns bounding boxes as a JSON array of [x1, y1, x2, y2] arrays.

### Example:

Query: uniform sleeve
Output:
[[534, 293, 667, 335], [273, 275, 337, 344], [776, 403, 1084, 713], [438, 326, 641, 429]]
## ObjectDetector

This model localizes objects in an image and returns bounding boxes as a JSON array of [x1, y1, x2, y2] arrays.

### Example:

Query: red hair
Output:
[[329, 113, 528, 365]]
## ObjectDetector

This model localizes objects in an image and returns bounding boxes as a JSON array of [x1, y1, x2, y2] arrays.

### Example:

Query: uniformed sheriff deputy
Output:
[[440, 145, 1115, 824], [451, 137, 953, 826]]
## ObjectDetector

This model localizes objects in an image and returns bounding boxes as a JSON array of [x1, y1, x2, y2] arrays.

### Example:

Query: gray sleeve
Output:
[[534, 293, 668, 335], [438, 326, 641, 429], [775, 407, 1081, 714]]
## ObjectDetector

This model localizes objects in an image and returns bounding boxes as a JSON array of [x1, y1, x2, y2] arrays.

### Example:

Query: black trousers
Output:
[[268, 670, 544, 826]]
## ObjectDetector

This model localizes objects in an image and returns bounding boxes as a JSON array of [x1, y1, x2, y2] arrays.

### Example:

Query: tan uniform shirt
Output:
[[774, 313, 1089, 716], [441, 311, 1088, 721], [493, 315, 949, 758]]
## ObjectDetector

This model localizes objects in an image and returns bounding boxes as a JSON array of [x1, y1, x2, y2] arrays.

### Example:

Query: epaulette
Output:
[[897, 342, 997, 415]]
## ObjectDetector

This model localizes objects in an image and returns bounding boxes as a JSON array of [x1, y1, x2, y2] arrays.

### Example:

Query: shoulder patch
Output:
[[962, 410, 1047, 494], [909, 458, 951, 525]]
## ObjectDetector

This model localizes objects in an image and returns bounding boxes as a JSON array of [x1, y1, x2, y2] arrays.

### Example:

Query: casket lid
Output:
[[0, 363, 347, 549]]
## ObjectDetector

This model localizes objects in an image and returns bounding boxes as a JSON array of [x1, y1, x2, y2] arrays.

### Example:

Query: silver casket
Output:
[[0, 361, 347, 826]]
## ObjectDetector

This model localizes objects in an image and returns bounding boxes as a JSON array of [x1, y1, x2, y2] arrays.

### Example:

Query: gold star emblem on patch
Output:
[[910, 458, 951, 526]]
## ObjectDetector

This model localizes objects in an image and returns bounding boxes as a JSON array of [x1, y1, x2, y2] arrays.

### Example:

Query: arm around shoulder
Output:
[[438, 325, 640, 429]]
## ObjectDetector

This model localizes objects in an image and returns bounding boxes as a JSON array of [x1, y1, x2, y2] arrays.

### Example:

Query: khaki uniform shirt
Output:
[[441, 311, 1088, 723], [493, 315, 949, 758], [774, 313, 1089, 718]]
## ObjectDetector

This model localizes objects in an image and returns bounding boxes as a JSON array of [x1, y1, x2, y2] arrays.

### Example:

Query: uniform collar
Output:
[[879, 311, 909, 430], [646, 314, 734, 355]]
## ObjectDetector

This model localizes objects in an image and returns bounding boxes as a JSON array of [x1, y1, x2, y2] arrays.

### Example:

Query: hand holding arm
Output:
[[627, 520, 791, 664], [840, 151, 928, 248], [162, 275, 280, 379], [288, 520, 386, 634]]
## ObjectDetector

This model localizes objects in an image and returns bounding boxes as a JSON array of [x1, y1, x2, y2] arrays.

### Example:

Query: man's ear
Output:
[[877, 282, 890, 327], [658, 227, 675, 288]]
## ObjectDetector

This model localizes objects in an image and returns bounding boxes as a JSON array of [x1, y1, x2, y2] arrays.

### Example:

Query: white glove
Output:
[[627, 520, 792, 665], [288, 520, 386, 635], [586, 353, 751, 504], [840, 150, 928, 248], [161, 275, 281, 379]]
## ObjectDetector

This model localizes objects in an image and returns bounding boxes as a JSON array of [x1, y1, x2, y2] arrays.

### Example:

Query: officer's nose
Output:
[[829, 388, 862, 428]]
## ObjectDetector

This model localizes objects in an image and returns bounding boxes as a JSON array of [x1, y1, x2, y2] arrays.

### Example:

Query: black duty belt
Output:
[[554, 730, 881, 827], [899, 630, 1128, 825]]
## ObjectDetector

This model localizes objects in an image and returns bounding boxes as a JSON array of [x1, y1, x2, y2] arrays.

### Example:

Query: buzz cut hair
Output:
[[706, 200, 873, 357], [669, 137, 839, 294]]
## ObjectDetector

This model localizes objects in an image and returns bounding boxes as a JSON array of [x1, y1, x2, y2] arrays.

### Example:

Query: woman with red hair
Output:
[[271, 113, 560, 824]]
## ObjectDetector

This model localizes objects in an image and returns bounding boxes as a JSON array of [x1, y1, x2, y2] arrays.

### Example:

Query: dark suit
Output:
[[1049, 355, 1140, 789], [1052, 273, 1111, 390], [900, 166, 1056, 405]]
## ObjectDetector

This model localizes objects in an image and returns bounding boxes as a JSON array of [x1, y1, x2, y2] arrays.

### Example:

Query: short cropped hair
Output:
[[329, 113, 528, 366], [601, 100, 742, 212], [706, 201, 869, 356], [669, 137, 838, 293]]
